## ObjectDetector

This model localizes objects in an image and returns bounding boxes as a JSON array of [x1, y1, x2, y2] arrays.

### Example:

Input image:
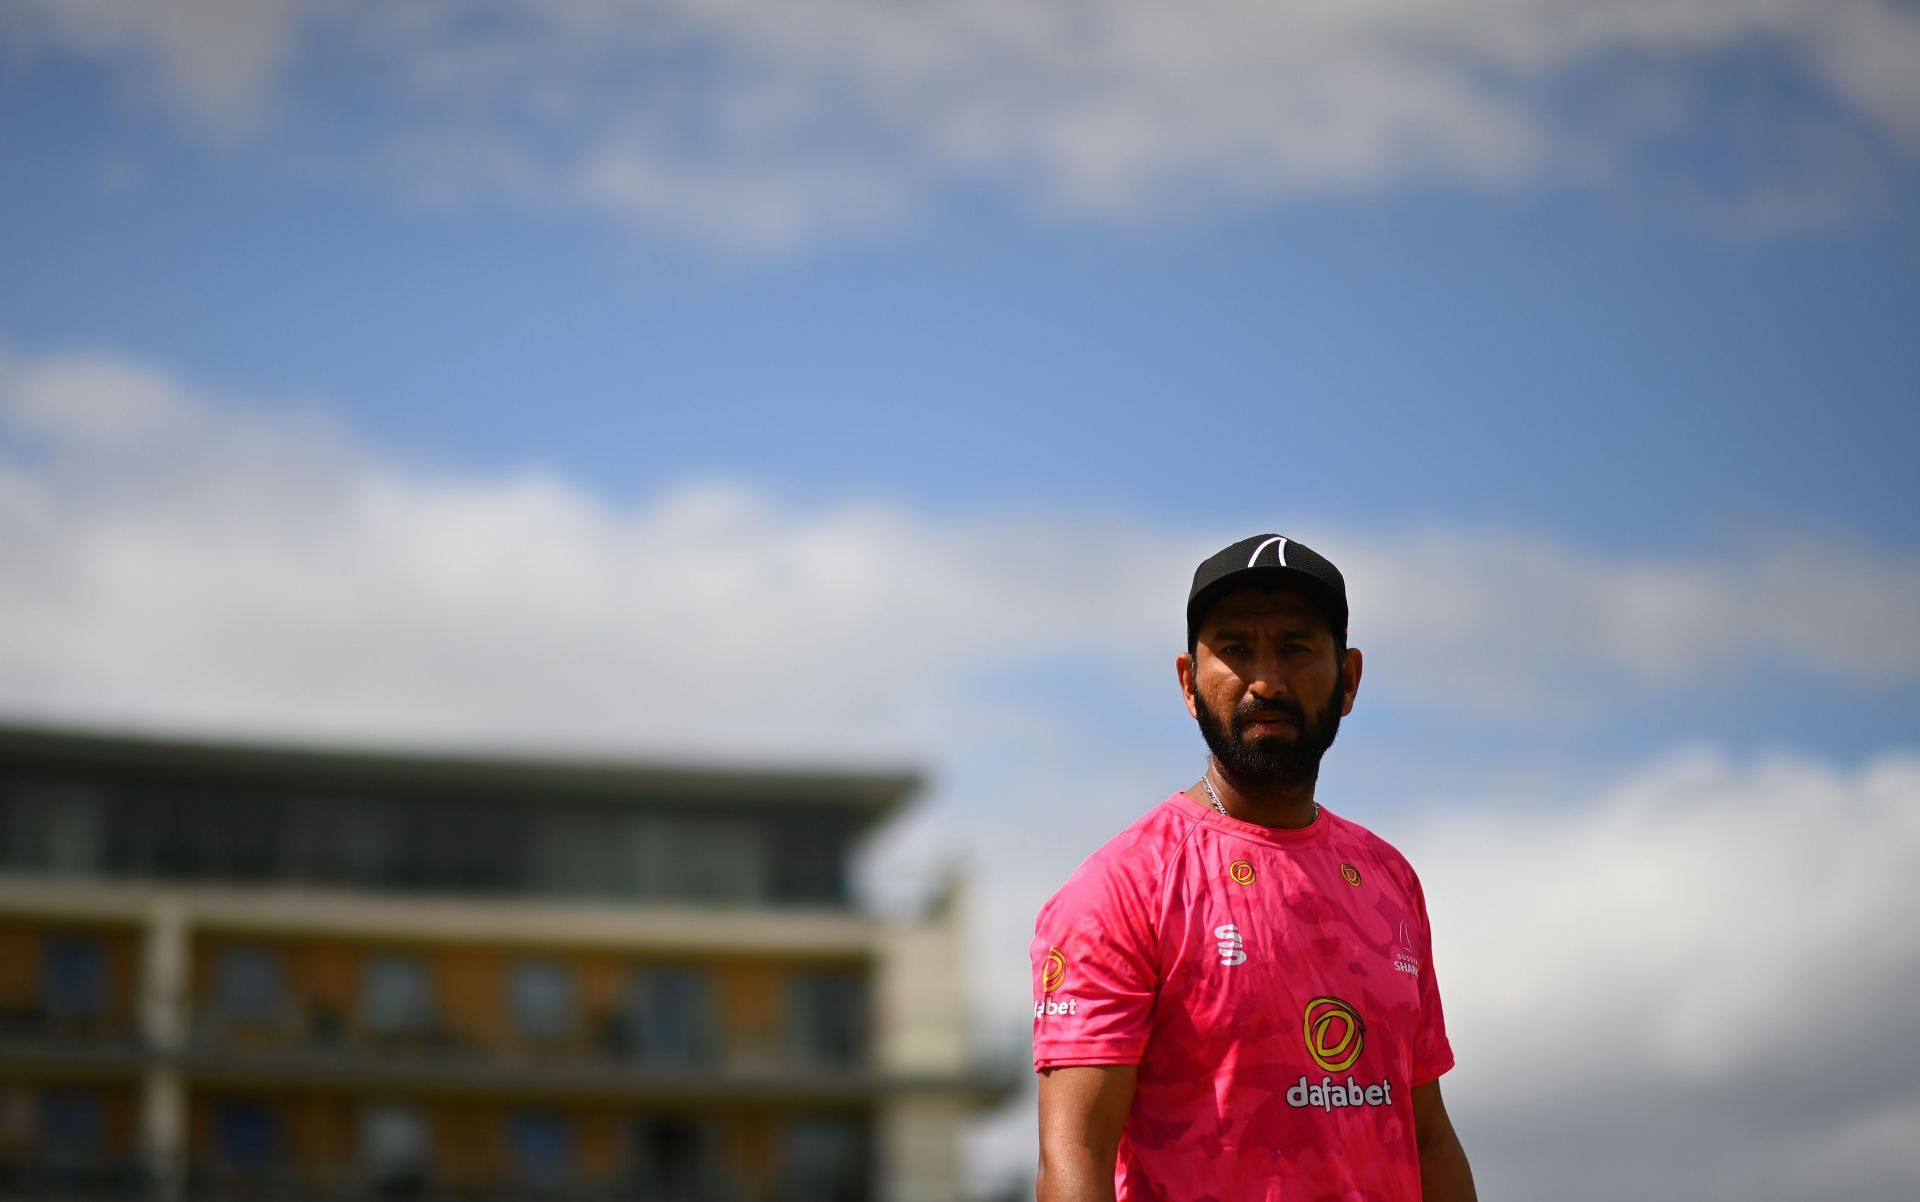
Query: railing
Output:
[[0, 1005, 149, 1072], [1, 1011, 1018, 1107], [0, 1159, 150, 1201], [0, 1161, 828, 1202], [183, 1170, 761, 1202], [182, 1009, 874, 1081], [0, 1005, 142, 1045]]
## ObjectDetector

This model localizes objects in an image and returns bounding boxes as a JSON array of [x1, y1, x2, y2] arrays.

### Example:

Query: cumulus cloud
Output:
[[1408, 748, 1920, 1200], [0, 343, 1187, 757], [4, 0, 1917, 245], [1343, 527, 1920, 715], [1, 341, 1916, 757]]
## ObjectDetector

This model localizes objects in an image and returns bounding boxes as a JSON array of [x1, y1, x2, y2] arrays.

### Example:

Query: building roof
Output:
[[0, 722, 921, 824]]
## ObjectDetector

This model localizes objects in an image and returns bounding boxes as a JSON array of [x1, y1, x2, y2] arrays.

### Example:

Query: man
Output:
[[1031, 534, 1476, 1202]]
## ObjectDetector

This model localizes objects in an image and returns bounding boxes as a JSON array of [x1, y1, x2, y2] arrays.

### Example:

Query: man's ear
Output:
[[1339, 647, 1364, 717], [1176, 652, 1200, 719]]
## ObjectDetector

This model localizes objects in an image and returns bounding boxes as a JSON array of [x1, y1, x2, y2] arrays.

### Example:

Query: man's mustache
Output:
[[1232, 697, 1307, 731]]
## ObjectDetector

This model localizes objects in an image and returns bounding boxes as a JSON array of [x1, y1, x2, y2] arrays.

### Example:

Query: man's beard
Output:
[[1194, 671, 1345, 791]]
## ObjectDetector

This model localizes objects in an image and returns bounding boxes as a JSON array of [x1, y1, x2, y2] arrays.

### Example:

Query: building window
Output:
[[360, 1102, 431, 1194], [0, 782, 101, 874], [528, 810, 633, 898], [628, 967, 714, 1066], [361, 954, 434, 1036], [509, 961, 574, 1039], [636, 817, 768, 904], [506, 1110, 575, 1190], [782, 1115, 869, 1202], [214, 1100, 281, 1175], [768, 817, 848, 905], [789, 969, 866, 1067], [213, 947, 286, 1026], [630, 1114, 723, 1201], [302, 798, 396, 886], [418, 799, 520, 893], [38, 1089, 105, 1177], [41, 936, 109, 1019]]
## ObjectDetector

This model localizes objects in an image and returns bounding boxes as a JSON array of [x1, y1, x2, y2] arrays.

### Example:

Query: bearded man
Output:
[[1031, 534, 1477, 1202]]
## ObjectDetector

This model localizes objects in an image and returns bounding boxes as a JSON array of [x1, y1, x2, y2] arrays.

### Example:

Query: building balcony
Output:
[[0, 1005, 148, 1075], [179, 1021, 1009, 1105], [0, 1008, 1009, 1108], [0, 1156, 151, 1202], [0, 1161, 768, 1202]]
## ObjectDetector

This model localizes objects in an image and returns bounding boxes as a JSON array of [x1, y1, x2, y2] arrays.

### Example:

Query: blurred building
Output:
[[0, 724, 1006, 1201]]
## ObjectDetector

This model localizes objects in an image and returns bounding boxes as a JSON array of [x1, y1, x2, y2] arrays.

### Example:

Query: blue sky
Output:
[[4, 43, 1917, 550], [2, 3, 1918, 1197]]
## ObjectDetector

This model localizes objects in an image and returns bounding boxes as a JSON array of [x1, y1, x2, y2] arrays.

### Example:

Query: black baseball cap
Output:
[[1186, 534, 1348, 647]]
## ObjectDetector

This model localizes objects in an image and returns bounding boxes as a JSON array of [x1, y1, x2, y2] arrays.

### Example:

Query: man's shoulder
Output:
[[1078, 791, 1202, 874], [1040, 794, 1199, 912], [1326, 807, 1426, 891]]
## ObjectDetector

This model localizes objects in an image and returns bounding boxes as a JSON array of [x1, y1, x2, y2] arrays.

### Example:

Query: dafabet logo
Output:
[[1041, 948, 1067, 993], [1303, 996, 1363, 1071], [1035, 948, 1078, 1018], [1288, 996, 1394, 1114]]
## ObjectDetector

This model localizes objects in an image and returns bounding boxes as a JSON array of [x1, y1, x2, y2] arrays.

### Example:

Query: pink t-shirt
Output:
[[1032, 791, 1453, 1202]]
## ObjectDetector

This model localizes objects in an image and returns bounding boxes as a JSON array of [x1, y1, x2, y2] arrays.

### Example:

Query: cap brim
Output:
[[1186, 566, 1348, 644]]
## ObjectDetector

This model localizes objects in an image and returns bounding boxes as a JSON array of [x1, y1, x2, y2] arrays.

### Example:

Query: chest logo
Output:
[[1227, 860, 1256, 886], [1303, 996, 1366, 1072], [1339, 863, 1363, 887], [1213, 923, 1247, 966]]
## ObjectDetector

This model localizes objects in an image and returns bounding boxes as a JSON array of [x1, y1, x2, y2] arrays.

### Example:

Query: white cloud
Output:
[[1342, 527, 1920, 715], [0, 343, 1188, 756], [1, 341, 1915, 757], [4, 0, 1917, 245], [1404, 747, 1920, 1200]]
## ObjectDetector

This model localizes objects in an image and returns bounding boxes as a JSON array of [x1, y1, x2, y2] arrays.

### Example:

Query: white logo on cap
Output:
[[1248, 536, 1289, 568]]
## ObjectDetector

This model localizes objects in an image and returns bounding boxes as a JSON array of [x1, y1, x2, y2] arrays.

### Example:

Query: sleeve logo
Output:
[[1227, 860, 1256, 886], [1040, 947, 1067, 993], [1339, 863, 1363, 887], [1035, 947, 1078, 1017]]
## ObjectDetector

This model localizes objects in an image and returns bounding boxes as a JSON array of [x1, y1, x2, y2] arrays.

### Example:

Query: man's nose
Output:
[[1246, 659, 1288, 699]]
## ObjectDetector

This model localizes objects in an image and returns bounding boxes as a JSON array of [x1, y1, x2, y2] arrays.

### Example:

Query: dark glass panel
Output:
[[40, 937, 109, 1018]]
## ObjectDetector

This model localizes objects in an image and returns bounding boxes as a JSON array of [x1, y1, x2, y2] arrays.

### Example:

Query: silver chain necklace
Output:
[[1201, 769, 1319, 826]]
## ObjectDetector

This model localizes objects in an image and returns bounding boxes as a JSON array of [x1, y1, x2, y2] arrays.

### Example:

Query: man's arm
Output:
[[1036, 1064, 1136, 1202], [1412, 1079, 1477, 1202]]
